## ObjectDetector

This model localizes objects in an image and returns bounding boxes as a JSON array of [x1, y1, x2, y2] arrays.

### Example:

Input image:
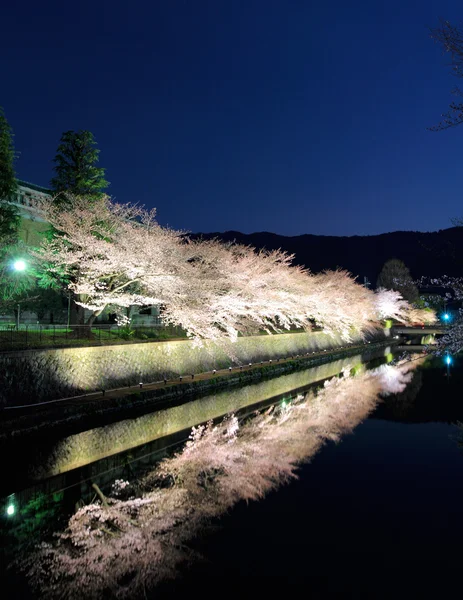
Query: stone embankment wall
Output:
[[38, 353, 373, 477], [0, 330, 388, 406]]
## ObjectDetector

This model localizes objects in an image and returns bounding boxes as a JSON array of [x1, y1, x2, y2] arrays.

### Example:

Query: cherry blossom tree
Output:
[[35, 196, 187, 326], [416, 276, 463, 353], [373, 288, 437, 325], [161, 238, 329, 342], [35, 195, 421, 340], [374, 288, 410, 322], [308, 269, 379, 339]]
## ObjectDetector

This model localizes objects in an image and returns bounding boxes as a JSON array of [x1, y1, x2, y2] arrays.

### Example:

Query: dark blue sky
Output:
[[2, 0, 463, 236]]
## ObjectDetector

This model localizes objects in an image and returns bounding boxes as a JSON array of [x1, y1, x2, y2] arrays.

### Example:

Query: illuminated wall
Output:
[[39, 354, 364, 477], [0, 330, 386, 406]]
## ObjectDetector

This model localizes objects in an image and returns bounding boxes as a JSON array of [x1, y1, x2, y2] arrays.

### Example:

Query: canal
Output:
[[2, 346, 463, 598]]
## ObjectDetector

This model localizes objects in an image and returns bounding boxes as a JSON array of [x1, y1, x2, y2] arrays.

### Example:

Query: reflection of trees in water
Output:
[[32, 355, 370, 479], [2, 492, 65, 554], [16, 359, 422, 600], [379, 371, 423, 419]]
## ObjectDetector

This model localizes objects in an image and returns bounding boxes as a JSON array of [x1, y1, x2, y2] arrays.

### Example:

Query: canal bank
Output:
[[0, 337, 395, 442], [0, 329, 391, 406], [0, 341, 398, 521]]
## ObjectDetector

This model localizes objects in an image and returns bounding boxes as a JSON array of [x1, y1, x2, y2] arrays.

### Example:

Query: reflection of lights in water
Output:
[[351, 363, 366, 376], [39, 355, 366, 477], [383, 346, 394, 364], [27, 357, 427, 600], [5, 494, 16, 516], [445, 355, 452, 366]]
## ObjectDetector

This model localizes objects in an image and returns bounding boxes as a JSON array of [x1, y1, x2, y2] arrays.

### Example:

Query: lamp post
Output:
[[13, 259, 26, 272], [12, 259, 27, 330], [67, 292, 71, 329]]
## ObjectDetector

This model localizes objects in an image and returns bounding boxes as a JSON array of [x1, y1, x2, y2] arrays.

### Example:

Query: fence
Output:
[[0, 323, 187, 351]]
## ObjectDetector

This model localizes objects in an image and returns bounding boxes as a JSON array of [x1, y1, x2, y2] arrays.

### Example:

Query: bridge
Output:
[[391, 325, 447, 336], [391, 325, 446, 347]]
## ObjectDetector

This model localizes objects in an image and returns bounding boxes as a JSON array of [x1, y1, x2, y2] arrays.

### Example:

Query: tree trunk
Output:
[[70, 295, 85, 326], [86, 312, 98, 327], [69, 294, 97, 338]]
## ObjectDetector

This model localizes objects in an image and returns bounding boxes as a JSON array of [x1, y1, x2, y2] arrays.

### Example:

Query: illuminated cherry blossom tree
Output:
[[374, 288, 409, 322], [35, 196, 421, 340], [416, 276, 463, 353], [35, 196, 187, 326]]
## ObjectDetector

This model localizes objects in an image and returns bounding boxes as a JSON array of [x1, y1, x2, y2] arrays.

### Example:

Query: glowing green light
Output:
[[6, 503, 15, 516], [351, 363, 365, 376], [13, 259, 26, 272], [282, 400, 287, 408]]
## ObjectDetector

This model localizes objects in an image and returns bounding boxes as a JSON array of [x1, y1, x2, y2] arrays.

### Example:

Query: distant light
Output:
[[443, 313, 450, 321], [445, 355, 452, 366], [13, 259, 26, 272], [6, 504, 15, 516]]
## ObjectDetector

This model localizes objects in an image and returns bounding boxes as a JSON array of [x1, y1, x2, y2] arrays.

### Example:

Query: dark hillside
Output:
[[190, 228, 463, 283]]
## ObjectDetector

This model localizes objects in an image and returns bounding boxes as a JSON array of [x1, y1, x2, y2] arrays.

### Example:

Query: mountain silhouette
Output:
[[190, 228, 463, 284]]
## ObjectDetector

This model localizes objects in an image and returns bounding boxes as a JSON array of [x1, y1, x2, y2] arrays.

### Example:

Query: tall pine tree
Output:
[[0, 106, 17, 200], [51, 130, 108, 204], [50, 130, 109, 326], [0, 107, 33, 310], [0, 106, 19, 243]]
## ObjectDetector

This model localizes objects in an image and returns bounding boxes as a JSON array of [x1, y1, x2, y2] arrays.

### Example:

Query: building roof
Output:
[[17, 179, 51, 195]]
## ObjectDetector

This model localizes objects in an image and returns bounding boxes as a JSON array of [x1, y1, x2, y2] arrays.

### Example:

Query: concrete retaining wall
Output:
[[0, 329, 388, 406]]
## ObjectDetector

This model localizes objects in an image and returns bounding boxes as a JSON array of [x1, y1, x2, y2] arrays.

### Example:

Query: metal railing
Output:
[[0, 323, 187, 351]]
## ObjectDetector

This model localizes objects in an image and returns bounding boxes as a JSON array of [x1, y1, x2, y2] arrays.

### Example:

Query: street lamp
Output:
[[12, 259, 27, 329], [13, 259, 26, 272]]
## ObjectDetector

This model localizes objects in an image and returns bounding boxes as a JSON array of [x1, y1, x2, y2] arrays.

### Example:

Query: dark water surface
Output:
[[3, 353, 463, 598], [155, 358, 463, 596]]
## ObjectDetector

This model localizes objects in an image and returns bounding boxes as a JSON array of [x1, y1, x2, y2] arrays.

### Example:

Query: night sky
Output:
[[2, 0, 463, 236]]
